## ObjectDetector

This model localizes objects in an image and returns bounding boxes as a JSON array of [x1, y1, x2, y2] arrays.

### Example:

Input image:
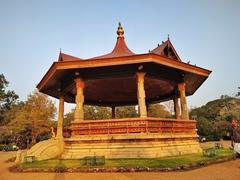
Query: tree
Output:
[[84, 105, 112, 120], [237, 87, 240, 97], [162, 100, 174, 115], [148, 103, 171, 118], [190, 96, 240, 141], [0, 74, 19, 125], [63, 109, 74, 128], [116, 106, 138, 118], [1, 90, 56, 147], [64, 105, 138, 122]]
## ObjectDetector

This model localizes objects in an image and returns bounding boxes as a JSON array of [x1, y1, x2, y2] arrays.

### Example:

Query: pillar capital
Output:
[[136, 72, 146, 80], [58, 93, 65, 99], [177, 82, 189, 120], [74, 78, 85, 89], [178, 82, 185, 91]]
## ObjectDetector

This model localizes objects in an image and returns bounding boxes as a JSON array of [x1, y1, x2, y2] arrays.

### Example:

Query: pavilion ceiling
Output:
[[38, 60, 210, 106]]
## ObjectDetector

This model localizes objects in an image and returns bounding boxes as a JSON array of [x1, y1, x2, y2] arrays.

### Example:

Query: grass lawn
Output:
[[19, 148, 234, 170]]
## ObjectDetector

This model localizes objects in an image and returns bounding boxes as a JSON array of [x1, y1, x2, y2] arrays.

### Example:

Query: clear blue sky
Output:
[[0, 0, 239, 113]]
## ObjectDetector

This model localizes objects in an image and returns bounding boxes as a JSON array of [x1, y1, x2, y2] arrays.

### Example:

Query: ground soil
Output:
[[0, 141, 240, 180]]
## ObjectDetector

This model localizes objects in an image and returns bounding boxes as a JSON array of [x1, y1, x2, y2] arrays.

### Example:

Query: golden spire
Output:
[[117, 22, 124, 37]]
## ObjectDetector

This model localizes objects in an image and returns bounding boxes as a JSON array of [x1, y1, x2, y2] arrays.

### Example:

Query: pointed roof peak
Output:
[[91, 22, 135, 59], [117, 22, 124, 38], [150, 38, 181, 61]]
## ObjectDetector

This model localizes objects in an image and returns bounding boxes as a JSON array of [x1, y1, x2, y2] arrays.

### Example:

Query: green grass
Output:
[[19, 148, 234, 170]]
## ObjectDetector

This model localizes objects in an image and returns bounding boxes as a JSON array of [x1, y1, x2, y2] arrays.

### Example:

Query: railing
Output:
[[70, 117, 197, 136]]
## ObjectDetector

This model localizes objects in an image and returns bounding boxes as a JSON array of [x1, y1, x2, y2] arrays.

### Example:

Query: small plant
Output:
[[5, 144, 14, 151], [24, 156, 36, 163], [82, 156, 105, 166], [0, 145, 4, 151], [203, 148, 217, 157], [55, 160, 66, 173], [96, 156, 105, 165], [215, 143, 223, 149]]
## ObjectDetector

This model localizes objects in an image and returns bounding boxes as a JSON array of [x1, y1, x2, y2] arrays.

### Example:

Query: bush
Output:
[[24, 156, 36, 163], [55, 161, 66, 173], [0, 145, 4, 151], [3, 144, 19, 151], [82, 156, 105, 166], [5, 144, 14, 151], [203, 148, 218, 157]]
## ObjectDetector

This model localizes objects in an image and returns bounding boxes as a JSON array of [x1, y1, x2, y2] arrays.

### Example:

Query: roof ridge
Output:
[[58, 52, 83, 61], [150, 39, 181, 61]]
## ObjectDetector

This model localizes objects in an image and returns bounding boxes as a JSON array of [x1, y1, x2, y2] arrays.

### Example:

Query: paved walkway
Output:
[[0, 151, 240, 180]]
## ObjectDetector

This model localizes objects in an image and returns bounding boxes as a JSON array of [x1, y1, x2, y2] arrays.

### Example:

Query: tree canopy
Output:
[[0, 90, 56, 148], [190, 95, 240, 121], [148, 104, 172, 118], [0, 74, 19, 125], [190, 96, 240, 141]]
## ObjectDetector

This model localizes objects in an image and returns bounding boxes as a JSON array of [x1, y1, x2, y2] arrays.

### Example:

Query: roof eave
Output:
[[37, 53, 211, 92]]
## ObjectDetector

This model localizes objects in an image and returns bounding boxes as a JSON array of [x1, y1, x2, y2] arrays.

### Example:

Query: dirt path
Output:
[[0, 151, 240, 180]]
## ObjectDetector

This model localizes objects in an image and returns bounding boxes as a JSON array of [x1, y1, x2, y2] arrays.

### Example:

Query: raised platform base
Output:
[[15, 138, 64, 163], [62, 133, 202, 159]]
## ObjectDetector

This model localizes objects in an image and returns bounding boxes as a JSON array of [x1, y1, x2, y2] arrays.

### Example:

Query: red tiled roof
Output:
[[91, 36, 135, 59], [151, 41, 168, 55], [58, 52, 82, 62], [150, 39, 181, 61]]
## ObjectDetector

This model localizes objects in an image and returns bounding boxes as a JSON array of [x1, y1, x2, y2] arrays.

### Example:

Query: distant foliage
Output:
[[0, 90, 56, 148], [237, 87, 240, 97], [116, 106, 138, 118], [190, 96, 240, 141], [64, 103, 171, 123], [64, 105, 138, 122], [0, 74, 19, 125], [84, 105, 112, 120], [148, 103, 172, 118]]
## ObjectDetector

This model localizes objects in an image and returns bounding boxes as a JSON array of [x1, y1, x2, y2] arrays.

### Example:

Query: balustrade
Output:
[[71, 118, 196, 136]]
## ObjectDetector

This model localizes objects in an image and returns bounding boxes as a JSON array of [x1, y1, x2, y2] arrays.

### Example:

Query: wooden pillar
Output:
[[56, 95, 64, 138], [173, 97, 180, 119], [74, 78, 85, 121], [178, 83, 189, 120], [112, 106, 115, 119], [136, 72, 147, 118]]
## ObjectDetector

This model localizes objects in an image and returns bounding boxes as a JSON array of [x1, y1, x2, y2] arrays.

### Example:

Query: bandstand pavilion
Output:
[[19, 23, 211, 161]]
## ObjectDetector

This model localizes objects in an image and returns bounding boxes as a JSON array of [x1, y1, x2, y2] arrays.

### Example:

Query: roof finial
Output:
[[60, 48, 62, 53], [167, 34, 170, 40], [117, 22, 124, 38]]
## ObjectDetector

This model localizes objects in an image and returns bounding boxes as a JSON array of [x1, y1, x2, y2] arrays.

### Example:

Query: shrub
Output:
[[0, 145, 4, 151], [203, 148, 217, 157], [55, 161, 66, 173], [5, 144, 14, 151]]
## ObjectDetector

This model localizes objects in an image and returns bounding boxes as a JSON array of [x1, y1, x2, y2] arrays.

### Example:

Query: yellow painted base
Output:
[[62, 133, 202, 159], [15, 133, 202, 163]]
